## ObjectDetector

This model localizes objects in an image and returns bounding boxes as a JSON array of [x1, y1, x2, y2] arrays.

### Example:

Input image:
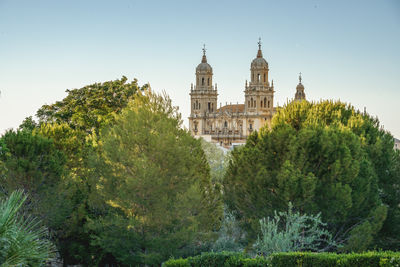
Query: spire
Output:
[[257, 37, 263, 58], [202, 44, 207, 63], [299, 72, 302, 84]]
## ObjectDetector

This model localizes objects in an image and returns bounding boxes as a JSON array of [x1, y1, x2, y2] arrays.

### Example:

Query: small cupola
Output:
[[295, 73, 306, 101], [251, 38, 268, 70], [196, 45, 213, 73]]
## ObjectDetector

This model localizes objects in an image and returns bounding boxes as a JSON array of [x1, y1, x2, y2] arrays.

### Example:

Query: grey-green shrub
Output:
[[254, 202, 336, 256], [212, 210, 246, 252]]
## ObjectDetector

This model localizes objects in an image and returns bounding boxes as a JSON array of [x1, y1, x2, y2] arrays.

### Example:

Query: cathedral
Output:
[[189, 40, 306, 148]]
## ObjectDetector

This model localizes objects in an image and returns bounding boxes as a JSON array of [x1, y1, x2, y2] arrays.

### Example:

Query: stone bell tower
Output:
[[189, 45, 218, 136], [244, 39, 275, 131]]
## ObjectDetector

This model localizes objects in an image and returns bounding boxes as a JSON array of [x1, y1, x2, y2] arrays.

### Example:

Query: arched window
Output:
[[211, 103, 214, 112], [248, 100, 250, 107], [193, 103, 195, 109], [208, 102, 211, 111], [249, 123, 253, 130], [261, 100, 263, 107], [254, 100, 256, 107], [224, 121, 227, 128], [201, 78, 205, 85], [264, 97, 267, 108], [251, 98, 253, 107], [257, 74, 260, 82], [195, 100, 198, 109], [268, 100, 270, 108], [199, 103, 201, 109], [264, 73, 266, 82], [252, 74, 254, 82], [207, 78, 210, 86]]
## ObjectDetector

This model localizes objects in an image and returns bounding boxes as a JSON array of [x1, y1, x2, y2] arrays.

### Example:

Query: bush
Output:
[[270, 251, 400, 267], [163, 251, 400, 267], [212, 210, 246, 252], [254, 202, 336, 256], [163, 252, 250, 267], [163, 258, 190, 267]]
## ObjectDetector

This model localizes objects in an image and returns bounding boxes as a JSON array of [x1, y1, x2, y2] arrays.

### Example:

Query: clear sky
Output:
[[1, 0, 399, 137]]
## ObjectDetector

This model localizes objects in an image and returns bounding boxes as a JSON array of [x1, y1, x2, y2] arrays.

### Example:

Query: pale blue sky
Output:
[[1, 0, 399, 137]]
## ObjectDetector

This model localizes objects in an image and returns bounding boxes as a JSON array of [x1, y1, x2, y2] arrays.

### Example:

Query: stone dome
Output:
[[251, 43, 268, 69], [196, 62, 213, 72], [196, 54, 213, 73], [251, 57, 268, 69], [296, 83, 304, 90]]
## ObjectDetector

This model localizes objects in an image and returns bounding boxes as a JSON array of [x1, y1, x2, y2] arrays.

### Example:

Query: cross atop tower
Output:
[[256, 38, 263, 58], [201, 44, 207, 63], [299, 72, 302, 83]]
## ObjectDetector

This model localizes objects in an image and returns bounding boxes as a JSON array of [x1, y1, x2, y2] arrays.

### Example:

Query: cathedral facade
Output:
[[189, 41, 306, 148]]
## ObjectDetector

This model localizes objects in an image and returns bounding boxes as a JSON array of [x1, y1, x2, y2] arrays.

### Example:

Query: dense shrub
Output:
[[163, 251, 400, 267], [254, 203, 335, 255], [163, 252, 250, 267], [212, 210, 246, 252], [270, 251, 400, 266]]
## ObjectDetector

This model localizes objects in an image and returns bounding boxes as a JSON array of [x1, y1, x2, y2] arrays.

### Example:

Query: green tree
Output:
[[87, 92, 222, 265], [0, 127, 67, 227], [32, 77, 147, 264], [37, 76, 145, 134], [0, 190, 55, 266], [224, 100, 394, 251]]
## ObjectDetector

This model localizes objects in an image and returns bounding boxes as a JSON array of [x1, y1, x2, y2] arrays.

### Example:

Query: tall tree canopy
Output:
[[36, 76, 145, 134], [10, 77, 147, 264], [224, 100, 399, 251], [0, 123, 67, 228], [86, 92, 222, 265]]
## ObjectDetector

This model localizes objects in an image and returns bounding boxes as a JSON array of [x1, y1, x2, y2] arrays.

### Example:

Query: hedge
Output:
[[269, 251, 400, 267], [162, 251, 400, 267]]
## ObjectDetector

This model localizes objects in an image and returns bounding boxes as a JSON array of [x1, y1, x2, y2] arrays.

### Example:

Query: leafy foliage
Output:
[[3, 73, 399, 265], [163, 252, 247, 267], [31, 77, 147, 264], [212, 209, 246, 253], [163, 251, 400, 267], [0, 127, 67, 226], [0, 190, 55, 266], [200, 138, 229, 183], [254, 203, 336, 256], [87, 92, 223, 265], [36, 76, 145, 134], [224, 100, 397, 250], [269, 251, 400, 267]]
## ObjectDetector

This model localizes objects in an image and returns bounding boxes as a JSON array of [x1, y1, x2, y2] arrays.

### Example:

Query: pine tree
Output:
[[87, 92, 222, 265], [224, 100, 397, 251]]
